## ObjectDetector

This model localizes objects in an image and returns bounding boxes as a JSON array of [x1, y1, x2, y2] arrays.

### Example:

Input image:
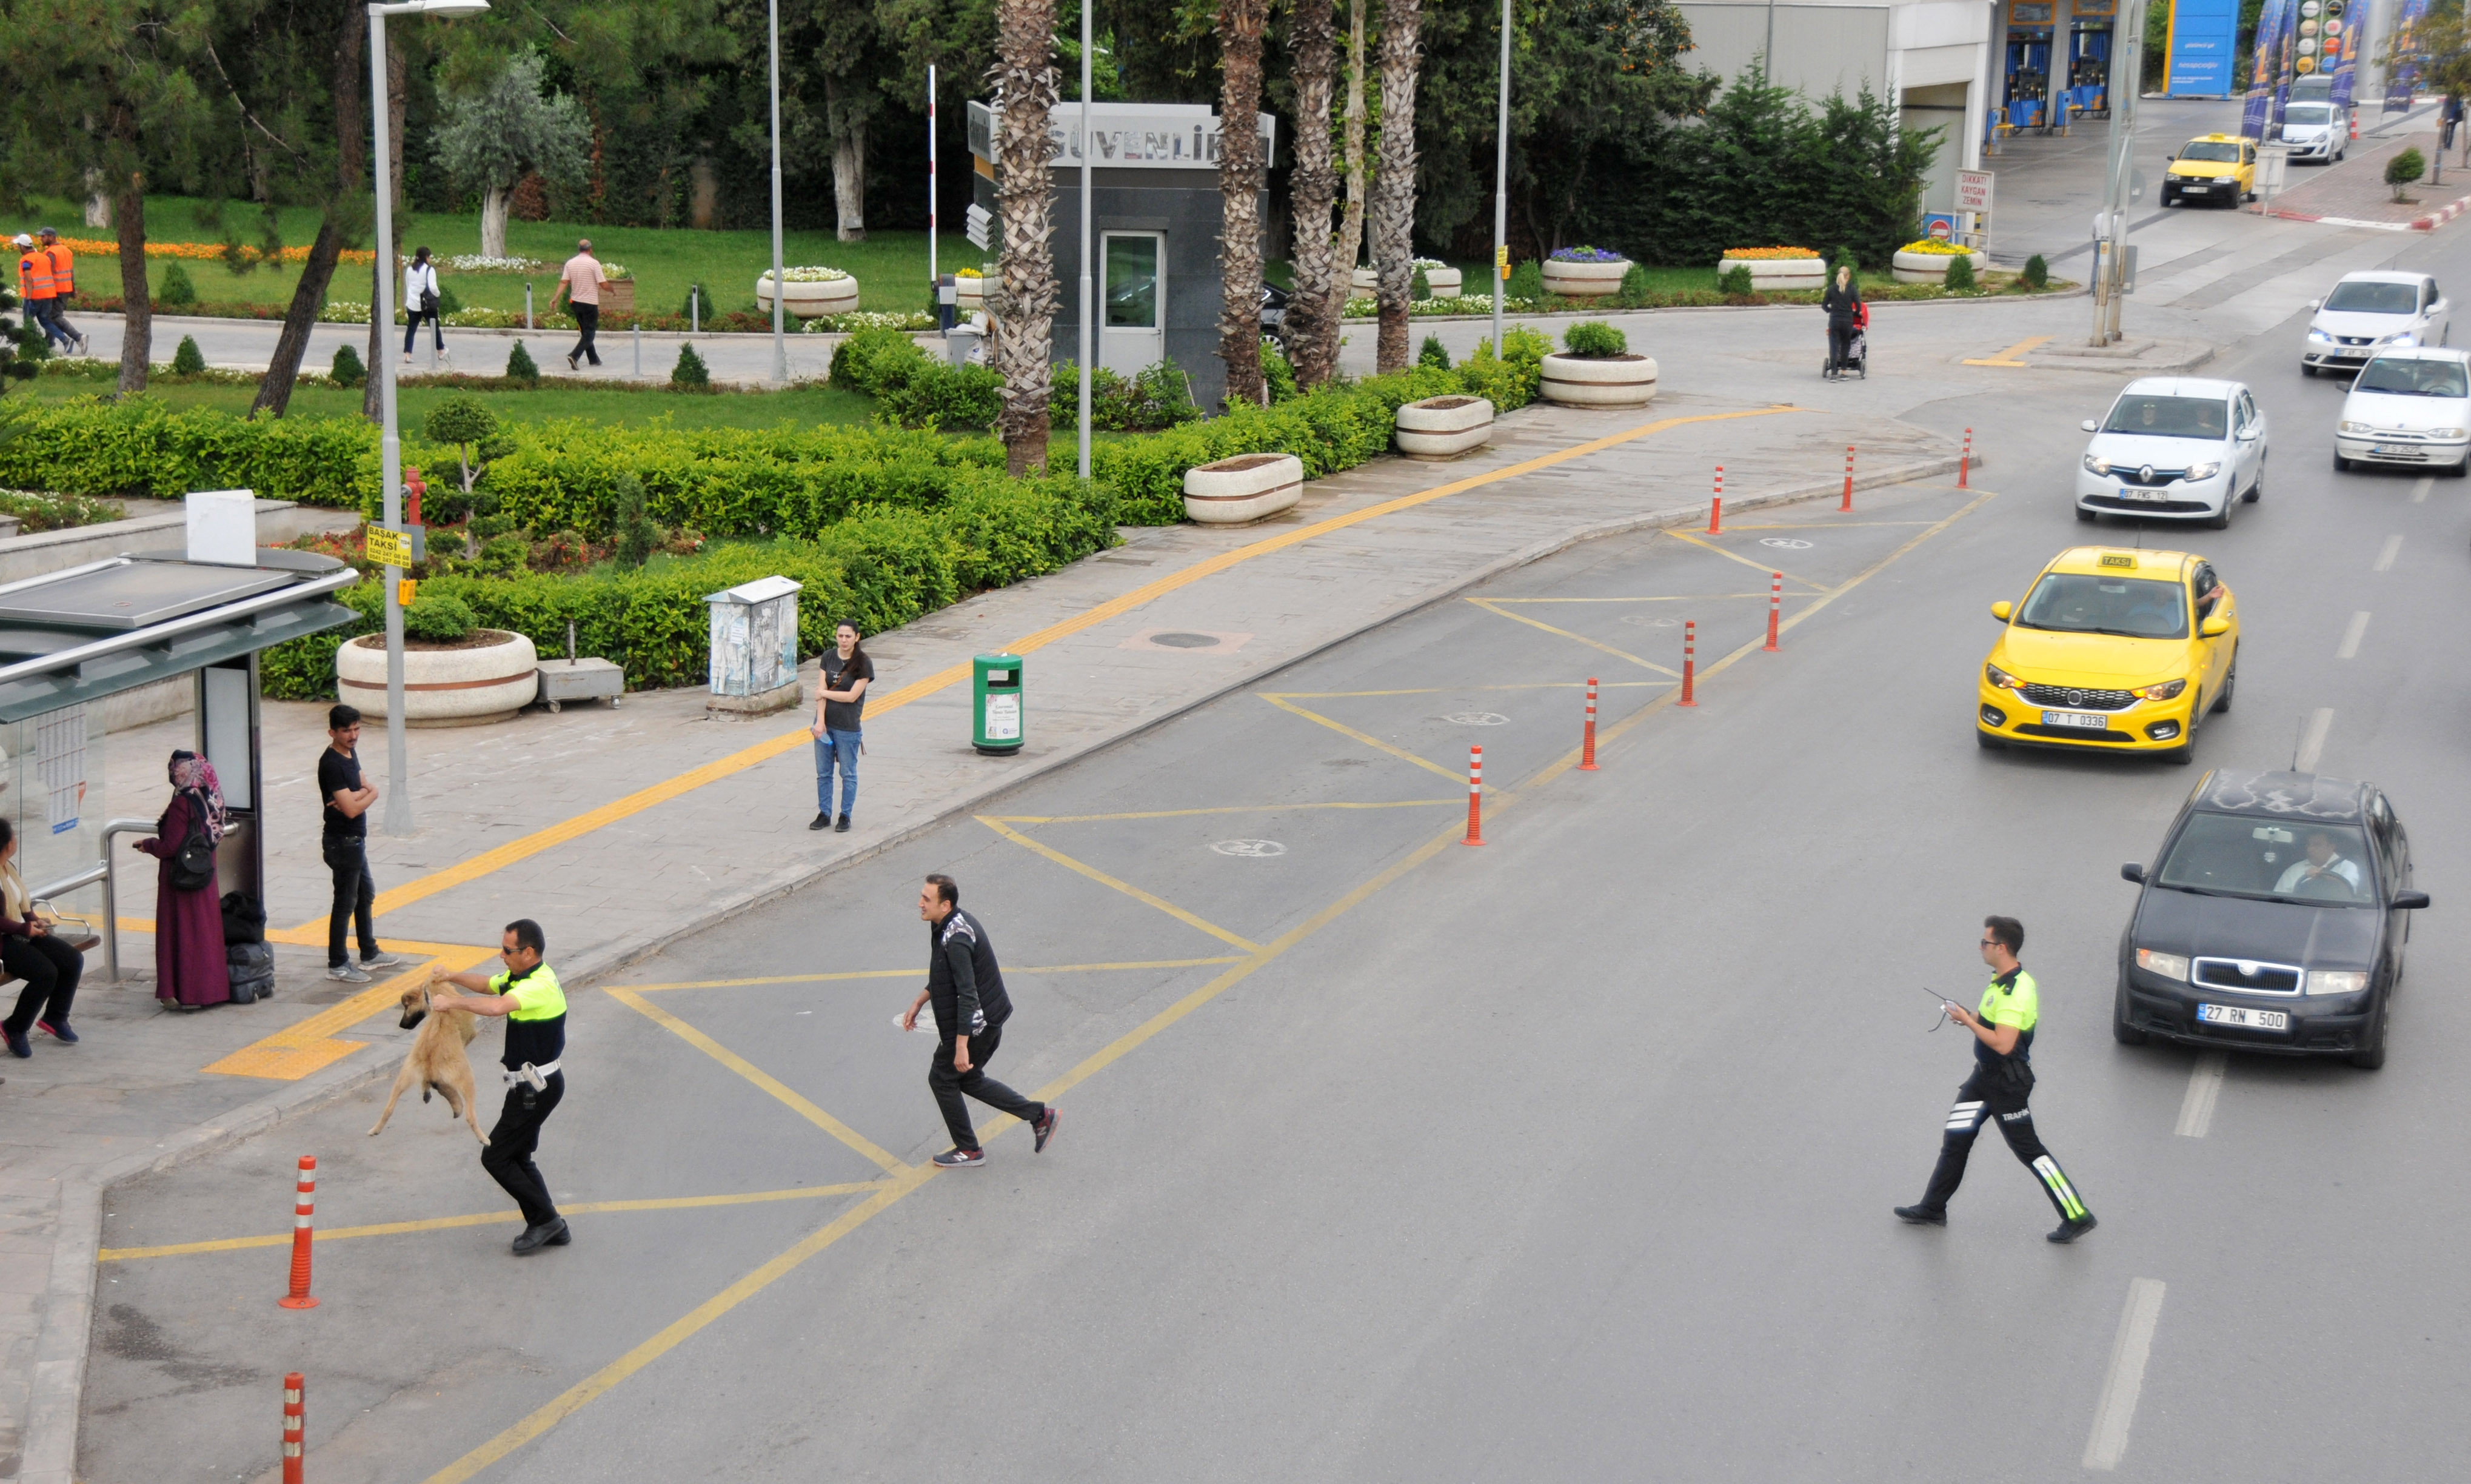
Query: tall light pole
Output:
[[2094, 0, 2146, 346], [1078, 0, 1093, 480], [1491, 0, 1510, 353], [367, 0, 490, 837], [767, 0, 787, 383]]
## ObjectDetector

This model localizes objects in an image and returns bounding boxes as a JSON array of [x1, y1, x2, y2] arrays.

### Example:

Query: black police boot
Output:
[[2047, 1214, 2098, 1244], [1893, 1205, 1948, 1226], [512, 1217, 570, 1254]]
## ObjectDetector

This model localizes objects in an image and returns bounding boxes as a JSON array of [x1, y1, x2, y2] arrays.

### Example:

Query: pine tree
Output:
[[671, 342, 711, 390]]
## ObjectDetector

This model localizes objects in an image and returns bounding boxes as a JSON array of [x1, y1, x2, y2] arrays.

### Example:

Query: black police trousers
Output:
[[1918, 1065, 2091, 1222], [929, 1023, 1044, 1152], [483, 1072, 564, 1227]]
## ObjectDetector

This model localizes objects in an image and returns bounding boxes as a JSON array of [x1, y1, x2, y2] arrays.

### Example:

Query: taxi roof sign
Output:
[[2098, 552, 2139, 569]]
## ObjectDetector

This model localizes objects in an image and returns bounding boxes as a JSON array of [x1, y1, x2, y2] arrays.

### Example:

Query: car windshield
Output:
[[2284, 104, 2333, 125], [2354, 356, 2469, 396], [2015, 573, 2189, 639], [2324, 281, 2418, 313], [2101, 395, 2228, 439], [2180, 141, 2242, 162], [2157, 813, 2377, 905]]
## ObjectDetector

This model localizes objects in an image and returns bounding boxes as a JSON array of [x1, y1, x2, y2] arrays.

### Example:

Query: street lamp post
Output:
[[1491, 0, 1510, 354], [367, 0, 489, 838], [1078, 0, 1093, 481], [767, 0, 787, 383]]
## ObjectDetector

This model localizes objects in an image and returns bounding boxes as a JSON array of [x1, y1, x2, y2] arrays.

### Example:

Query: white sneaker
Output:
[[326, 963, 371, 983], [360, 952, 403, 970]]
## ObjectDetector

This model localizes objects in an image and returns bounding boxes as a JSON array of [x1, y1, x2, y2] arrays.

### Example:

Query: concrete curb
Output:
[[17, 433, 1974, 1482]]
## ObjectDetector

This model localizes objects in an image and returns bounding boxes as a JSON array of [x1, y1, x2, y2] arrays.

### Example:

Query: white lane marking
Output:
[[2296, 707, 2335, 771], [2374, 535, 2403, 572], [2337, 611, 2371, 660], [2411, 476, 2434, 503], [2175, 1051, 2228, 1138], [2082, 1278, 2169, 1472]]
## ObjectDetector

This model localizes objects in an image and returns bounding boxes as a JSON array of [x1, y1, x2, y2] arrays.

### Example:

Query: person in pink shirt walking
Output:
[[553, 238, 606, 371]]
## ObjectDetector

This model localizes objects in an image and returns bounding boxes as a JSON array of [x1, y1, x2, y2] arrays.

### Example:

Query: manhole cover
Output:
[[1150, 632, 1223, 649], [1443, 712, 1510, 726], [1211, 839, 1287, 857], [1620, 615, 1682, 628], [1759, 537, 1813, 550]]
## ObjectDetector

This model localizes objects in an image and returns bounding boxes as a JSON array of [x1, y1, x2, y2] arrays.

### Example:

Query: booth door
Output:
[[1101, 232, 1166, 375]]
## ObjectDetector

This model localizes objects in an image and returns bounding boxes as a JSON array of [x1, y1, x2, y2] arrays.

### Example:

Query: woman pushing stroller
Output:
[[1822, 264, 1865, 379]]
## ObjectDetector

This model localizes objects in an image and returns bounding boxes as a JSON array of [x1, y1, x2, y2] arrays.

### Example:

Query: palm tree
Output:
[[1335, 0, 1368, 289], [1369, 0, 1422, 373], [991, 0, 1061, 474], [1217, 0, 1269, 407], [1286, 0, 1339, 387]]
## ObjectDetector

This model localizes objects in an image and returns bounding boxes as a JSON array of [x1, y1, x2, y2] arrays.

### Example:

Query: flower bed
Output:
[[1547, 246, 1628, 262], [1543, 249, 1630, 298], [441, 255, 548, 273], [761, 266, 854, 282], [1720, 247, 1822, 260], [57, 235, 376, 266], [1895, 239, 1975, 255]]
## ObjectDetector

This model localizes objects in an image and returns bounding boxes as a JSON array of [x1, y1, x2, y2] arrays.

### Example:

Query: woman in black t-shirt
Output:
[[809, 622, 875, 833]]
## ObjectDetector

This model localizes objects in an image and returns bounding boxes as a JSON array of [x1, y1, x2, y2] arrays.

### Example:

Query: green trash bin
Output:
[[972, 653, 1025, 755]]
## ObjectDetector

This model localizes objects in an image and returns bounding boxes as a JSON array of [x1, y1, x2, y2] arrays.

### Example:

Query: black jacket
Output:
[[925, 907, 1012, 1040], [1822, 281, 1862, 327]]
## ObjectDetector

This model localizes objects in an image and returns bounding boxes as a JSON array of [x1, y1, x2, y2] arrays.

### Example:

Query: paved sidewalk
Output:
[[0, 385, 1968, 1483], [2261, 130, 2471, 230]]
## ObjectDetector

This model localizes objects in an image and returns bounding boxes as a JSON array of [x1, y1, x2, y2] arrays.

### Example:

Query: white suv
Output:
[[2304, 272, 2452, 376], [2076, 378, 2268, 530]]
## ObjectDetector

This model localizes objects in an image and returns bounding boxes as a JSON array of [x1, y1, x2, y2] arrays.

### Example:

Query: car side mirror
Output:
[[2122, 863, 2147, 884], [1991, 600, 2013, 621], [2394, 889, 2430, 909], [2200, 615, 2232, 637], [2309, 298, 2322, 310], [2081, 419, 2099, 432]]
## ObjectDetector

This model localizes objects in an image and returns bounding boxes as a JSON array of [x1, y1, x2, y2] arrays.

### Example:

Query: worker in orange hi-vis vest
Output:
[[13, 233, 52, 313], [35, 228, 85, 355]]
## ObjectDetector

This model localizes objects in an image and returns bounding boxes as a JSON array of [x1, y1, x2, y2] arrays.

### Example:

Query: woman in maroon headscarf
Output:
[[133, 751, 232, 1009]]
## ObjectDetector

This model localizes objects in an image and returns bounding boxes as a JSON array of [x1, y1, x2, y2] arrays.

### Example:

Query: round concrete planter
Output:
[[1183, 452, 1305, 524], [954, 275, 985, 310], [1891, 249, 1987, 284], [1542, 259, 1630, 298], [1349, 266, 1462, 296], [755, 275, 859, 318], [1717, 257, 1826, 290], [336, 630, 540, 727], [1396, 395, 1494, 459], [1539, 352, 1659, 408]]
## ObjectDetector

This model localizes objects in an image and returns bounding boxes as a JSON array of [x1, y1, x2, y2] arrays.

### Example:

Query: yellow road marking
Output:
[[98, 1182, 890, 1261], [1477, 594, 1782, 604], [1255, 694, 1490, 786], [203, 943, 500, 1081], [299, 404, 1799, 936], [1659, 528, 1830, 590], [1257, 681, 1667, 694], [975, 817, 1261, 952], [1463, 598, 1684, 677], [992, 801, 1456, 824], [1962, 335, 2053, 367], [606, 986, 907, 1174], [621, 958, 1248, 992]]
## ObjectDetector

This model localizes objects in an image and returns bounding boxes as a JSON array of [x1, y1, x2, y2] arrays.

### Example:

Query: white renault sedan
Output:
[[2076, 378, 2267, 530], [2303, 271, 2452, 376], [2335, 347, 2471, 474]]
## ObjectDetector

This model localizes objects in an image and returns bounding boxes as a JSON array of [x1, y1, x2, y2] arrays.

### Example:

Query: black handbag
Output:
[[167, 791, 217, 893]]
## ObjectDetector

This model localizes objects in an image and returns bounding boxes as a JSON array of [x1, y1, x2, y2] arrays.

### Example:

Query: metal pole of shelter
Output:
[[767, 0, 787, 383], [928, 65, 938, 293], [1492, 0, 1511, 355], [367, 5, 412, 837], [1077, 1, 1093, 481]]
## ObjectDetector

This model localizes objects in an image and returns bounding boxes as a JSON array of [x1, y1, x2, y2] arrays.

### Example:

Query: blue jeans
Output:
[[814, 729, 860, 816]]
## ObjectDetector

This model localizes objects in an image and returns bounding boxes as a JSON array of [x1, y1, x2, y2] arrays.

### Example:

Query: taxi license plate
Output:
[[2198, 1003, 2289, 1031], [2117, 487, 2171, 503], [2042, 710, 2110, 730]]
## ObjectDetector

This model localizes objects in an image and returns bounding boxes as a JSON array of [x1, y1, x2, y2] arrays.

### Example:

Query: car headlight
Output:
[[2435, 427, 2469, 438], [2305, 969, 2369, 995], [1984, 662, 2025, 690], [2340, 421, 2374, 434], [2381, 330, 2419, 346], [2309, 329, 2334, 342], [2083, 454, 2112, 475], [2131, 678, 2188, 701], [2136, 948, 2191, 980], [2184, 461, 2221, 481]]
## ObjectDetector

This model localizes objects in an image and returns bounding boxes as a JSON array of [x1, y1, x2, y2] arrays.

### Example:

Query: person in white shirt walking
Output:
[[403, 246, 446, 366], [553, 239, 606, 371]]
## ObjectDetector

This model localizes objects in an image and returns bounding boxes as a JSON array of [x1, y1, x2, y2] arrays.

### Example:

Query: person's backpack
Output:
[[167, 789, 218, 893], [226, 941, 275, 1004], [220, 891, 266, 944]]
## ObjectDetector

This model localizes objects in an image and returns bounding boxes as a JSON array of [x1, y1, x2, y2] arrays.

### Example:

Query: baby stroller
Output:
[[1824, 300, 1869, 380]]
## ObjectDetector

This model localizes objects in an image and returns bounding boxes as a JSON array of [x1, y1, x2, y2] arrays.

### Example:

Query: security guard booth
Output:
[[0, 527, 357, 978], [972, 653, 1023, 755], [966, 101, 1274, 412]]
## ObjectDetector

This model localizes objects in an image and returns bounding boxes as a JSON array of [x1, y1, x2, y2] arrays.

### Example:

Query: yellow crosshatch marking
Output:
[[1254, 694, 1504, 786], [1463, 599, 1685, 677], [1659, 528, 1830, 590], [1962, 335, 2053, 367], [617, 958, 1250, 993], [976, 817, 1262, 951]]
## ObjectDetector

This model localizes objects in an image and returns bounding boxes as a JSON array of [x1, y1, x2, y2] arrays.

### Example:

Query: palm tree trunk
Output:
[[992, 0, 1061, 474], [1336, 0, 1368, 286], [1286, 0, 1339, 388], [1217, 0, 1269, 408], [1369, 0, 1422, 373]]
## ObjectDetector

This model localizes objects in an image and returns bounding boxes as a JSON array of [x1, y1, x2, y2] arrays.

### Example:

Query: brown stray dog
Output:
[[368, 982, 489, 1144]]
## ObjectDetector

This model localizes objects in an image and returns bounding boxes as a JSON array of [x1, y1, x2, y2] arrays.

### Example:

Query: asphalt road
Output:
[[83, 224, 2471, 1480]]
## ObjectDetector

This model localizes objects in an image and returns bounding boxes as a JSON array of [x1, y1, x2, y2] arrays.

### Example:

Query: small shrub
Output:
[[670, 342, 711, 390], [2387, 147, 2426, 200], [2022, 253, 2049, 290], [402, 592, 478, 643], [330, 343, 366, 387], [1508, 260, 1544, 302], [1834, 245, 1859, 275], [171, 336, 207, 376], [505, 340, 540, 384], [1717, 264, 1753, 296], [158, 262, 198, 307], [1942, 253, 1976, 292], [423, 393, 501, 497], [1614, 262, 1653, 307], [680, 281, 709, 321], [612, 471, 660, 569], [1410, 264, 1432, 301], [1260, 338, 1300, 402], [1417, 333, 1452, 370], [1562, 321, 1628, 358], [436, 282, 463, 316]]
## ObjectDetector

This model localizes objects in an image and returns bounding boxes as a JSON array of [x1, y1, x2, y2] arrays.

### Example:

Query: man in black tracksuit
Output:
[[903, 874, 1058, 1168]]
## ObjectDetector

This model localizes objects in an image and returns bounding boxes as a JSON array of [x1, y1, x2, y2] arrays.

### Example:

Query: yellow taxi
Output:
[[2160, 135, 2256, 209], [1976, 547, 2238, 764]]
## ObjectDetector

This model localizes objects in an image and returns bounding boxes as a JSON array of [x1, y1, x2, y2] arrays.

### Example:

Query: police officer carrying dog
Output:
[[434, 919, 569, 1254], [1896, 916, 2098, 1243]]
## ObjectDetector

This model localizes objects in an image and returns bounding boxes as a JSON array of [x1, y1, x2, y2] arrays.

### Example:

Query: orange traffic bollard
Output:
[[1764, 572, 1782, 652], [1580, 677, 1600, 770], [283, 1373, 305, 1484], [1461, 746, 1485, 846], [1841, 445, 1856, 512], [1959, 428, 1973, 488], [1709, 466, 1724, 533], [279, 1156, 318, 1310], [1679, 621, 1699, 706]]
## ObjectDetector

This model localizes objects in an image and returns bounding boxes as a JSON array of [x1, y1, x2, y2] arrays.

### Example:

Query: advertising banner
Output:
[[2325, 0, 2360, 109], [2242, 0, 2293, 138], [2388, 0, 2432, 112], [2167, 0, 2243, 95]]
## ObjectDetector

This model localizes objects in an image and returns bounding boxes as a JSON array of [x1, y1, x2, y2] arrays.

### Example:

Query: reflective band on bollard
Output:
[[1764, 572, 1782, 652], [1841, 445, 1856, 512], [279, 1156, 319, 1310], [283, 1372, 305, 1484], [1960, 428, 1972, 489], [1709, 466, 1724, 534]]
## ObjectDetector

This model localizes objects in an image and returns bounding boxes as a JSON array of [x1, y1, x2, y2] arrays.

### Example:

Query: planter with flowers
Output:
[[1890, 239, 1987, 284], [757, 266, 860, 318], [1539, 321, 1656, 408], [1715, 246, 1825, 291], [1395, 394, 1494, 459], [597, 263, 636, 318], [954, 267, 986, 311], [1542, 246, 1631, 298], [334, 593, 539, 727]]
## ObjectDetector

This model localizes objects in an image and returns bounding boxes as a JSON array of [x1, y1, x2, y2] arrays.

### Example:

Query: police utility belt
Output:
[[504, 1059, 561, 1089]]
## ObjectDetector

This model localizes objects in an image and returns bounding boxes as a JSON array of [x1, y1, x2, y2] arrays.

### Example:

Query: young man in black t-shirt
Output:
[[319, 705, 400, 982]]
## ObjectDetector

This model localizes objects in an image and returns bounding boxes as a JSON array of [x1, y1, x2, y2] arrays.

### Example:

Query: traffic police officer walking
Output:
[[1896, 916, 2098, 1243], [433, 918, 571, 1254]]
